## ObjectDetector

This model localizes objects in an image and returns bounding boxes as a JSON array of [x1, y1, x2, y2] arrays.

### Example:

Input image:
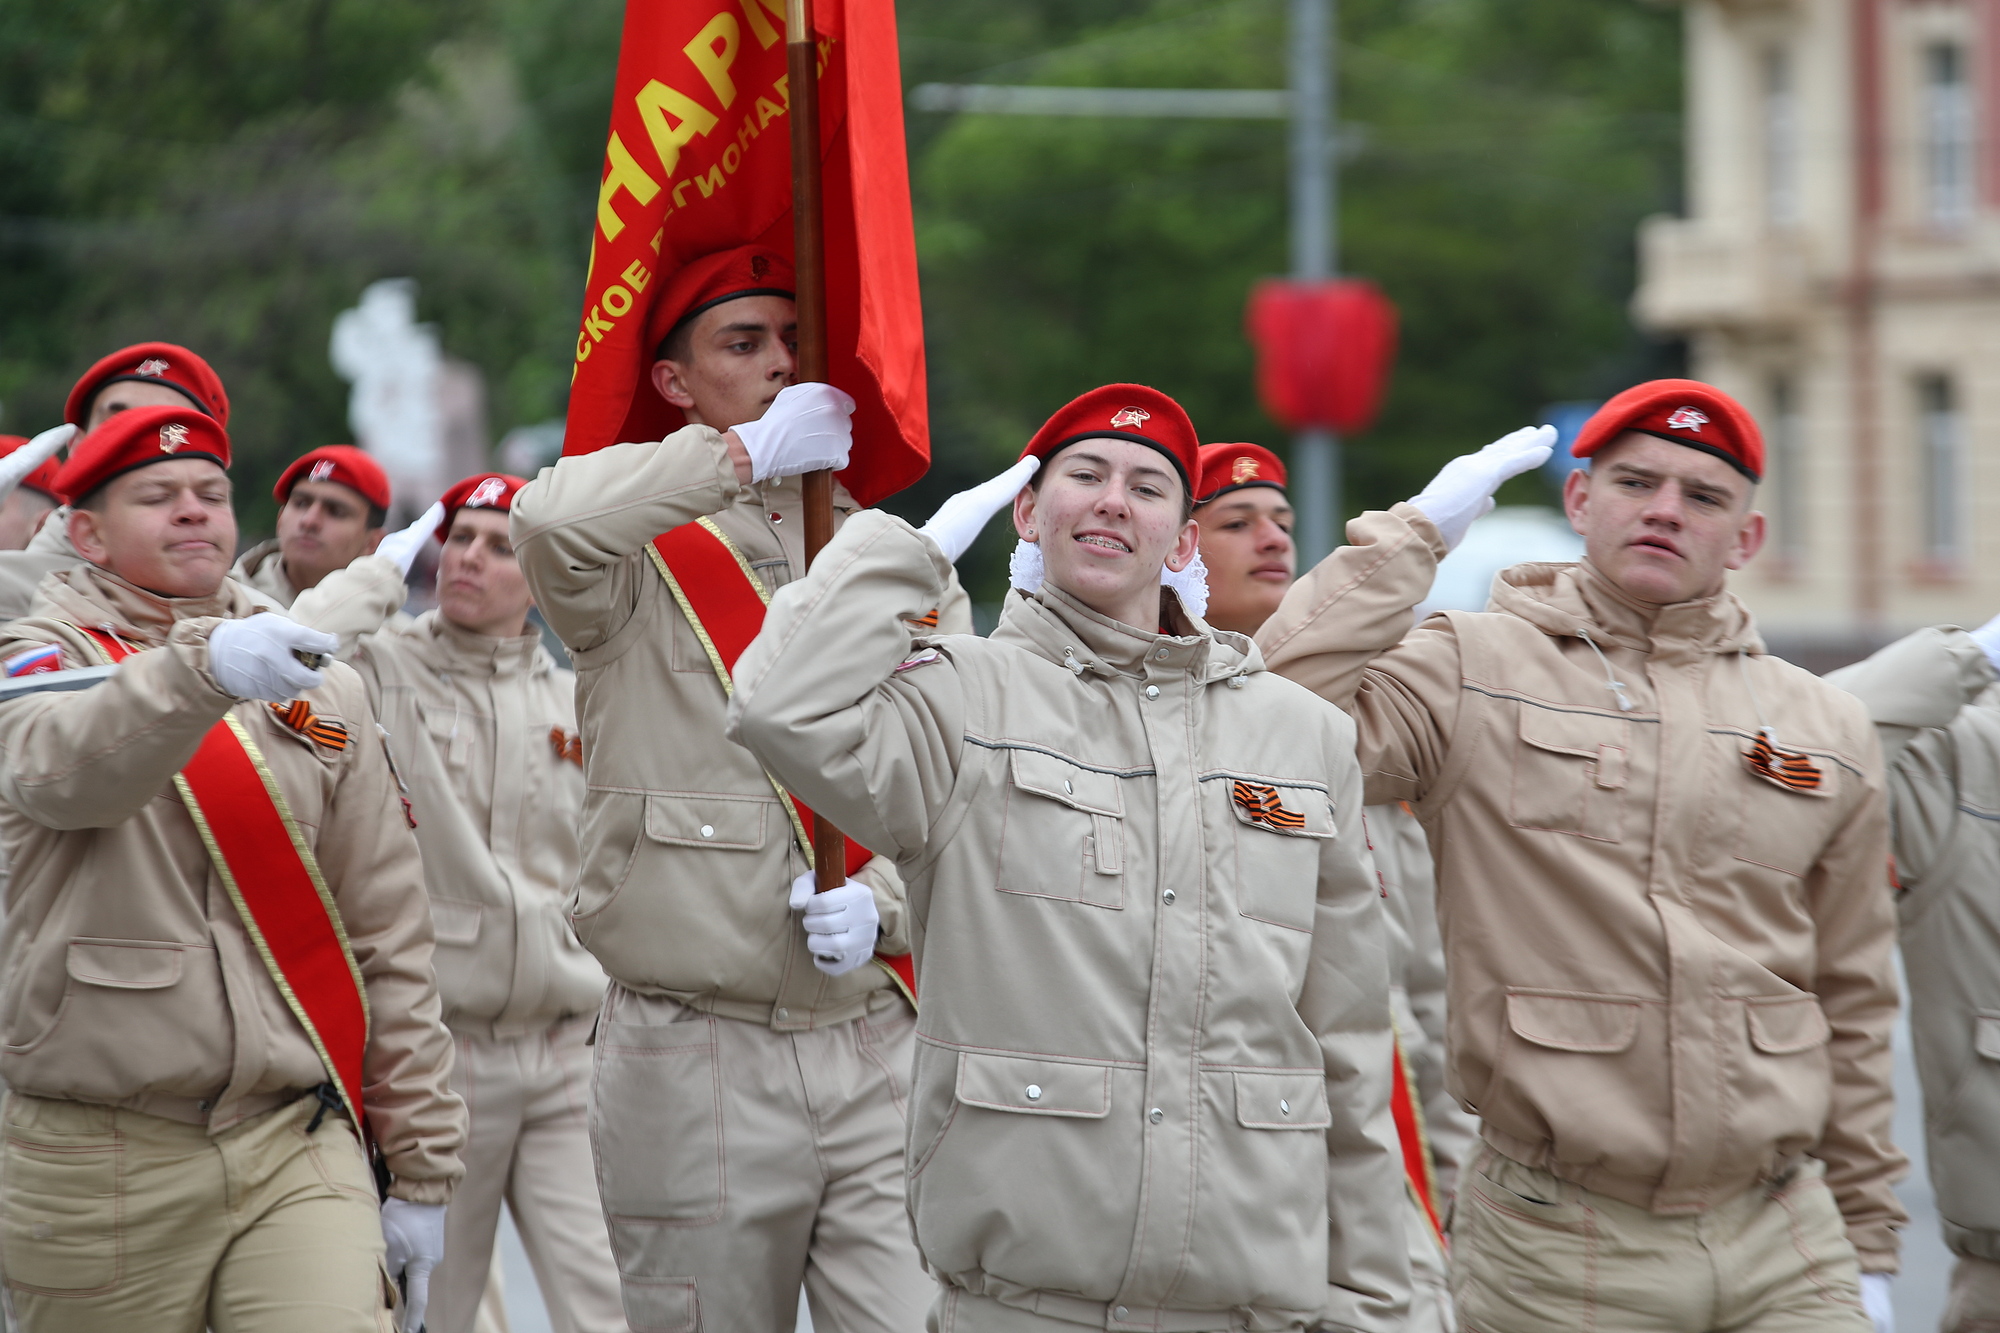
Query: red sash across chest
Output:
[[75, 628, 371, 1136], [647, 520, 916, 1006]]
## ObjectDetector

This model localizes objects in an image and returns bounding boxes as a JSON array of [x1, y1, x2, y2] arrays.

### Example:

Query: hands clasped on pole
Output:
[[736, 383, 855, 482], [789, 871, 880, 976]]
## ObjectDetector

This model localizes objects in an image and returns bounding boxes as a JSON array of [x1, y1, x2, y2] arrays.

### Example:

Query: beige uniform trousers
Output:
[[435, 1016, 625, 1333], [590, 984, 931, 1333], [0, 1092, 392, 1332], [1449, 1147, 1869, 1333], [1946, 1253, 2000, 1332]]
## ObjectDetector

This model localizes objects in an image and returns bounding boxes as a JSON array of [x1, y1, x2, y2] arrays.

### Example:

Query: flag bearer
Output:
[[1255, 381, 1903, 1333], [1192, 440, 1475, 1333], [285, 472, 625, 1333], [511, 245, 970, 1333], [0, 404, 464, 1332], [726, 384, 1410, 1333]]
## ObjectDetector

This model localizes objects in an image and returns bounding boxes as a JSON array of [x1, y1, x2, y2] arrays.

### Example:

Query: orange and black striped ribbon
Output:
[[905, 607, 941, 631], [269, 700, 349, 752], [1233, 780, 1307, 832], [549, 726, 583, 767], [1744, 730, 1821, 792]]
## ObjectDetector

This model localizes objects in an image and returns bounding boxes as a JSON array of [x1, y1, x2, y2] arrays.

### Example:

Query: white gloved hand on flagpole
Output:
[[788, 871, 879, 976], [734, 383, 855, 482], [1407, 425, 1556, 552], [0, 424, 77, 501], [918, 457, 1040, 562]]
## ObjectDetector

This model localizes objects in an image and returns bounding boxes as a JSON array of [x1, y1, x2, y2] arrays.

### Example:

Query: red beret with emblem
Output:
[[1020, 384, 1200, 490], [1572, 378, 1763, 482], [1194, 442, 1288, 506], [52, 404, 230, 504], [274, 445, 392, 514], [64, 342, 231, 430], [437, 472, 529, 539], [0, 436, 63, 500], [648, 245, 797, 362]]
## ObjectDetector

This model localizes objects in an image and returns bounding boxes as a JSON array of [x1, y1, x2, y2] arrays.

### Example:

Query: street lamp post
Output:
[[1289, 0, 1339, 564]]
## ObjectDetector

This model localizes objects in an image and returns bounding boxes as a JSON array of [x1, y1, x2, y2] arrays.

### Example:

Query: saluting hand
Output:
[[918, 456, 1041, 562], [1407, 424, 1557, 552], [375, 502, 447, 577]]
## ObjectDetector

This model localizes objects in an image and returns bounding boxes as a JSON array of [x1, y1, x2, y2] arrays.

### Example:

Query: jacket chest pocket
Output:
[[1217, 775, 1334, 932], [1729, 747, 1839, 877], [1507, 707, 1629, 843], [995, 749, 1125, 909]]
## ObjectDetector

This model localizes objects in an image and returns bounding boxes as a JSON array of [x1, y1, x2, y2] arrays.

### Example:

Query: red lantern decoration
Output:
[[1244, 278, 1399, 434]]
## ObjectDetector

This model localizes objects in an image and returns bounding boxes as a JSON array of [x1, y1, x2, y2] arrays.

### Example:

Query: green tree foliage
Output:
[[0, 0, 1678, 576]]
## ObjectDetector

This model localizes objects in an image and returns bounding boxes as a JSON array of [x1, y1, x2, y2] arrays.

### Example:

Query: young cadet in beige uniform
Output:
[[0, 405, 465, 1333], [1256, 379, 1903, 1333], [288, 471, 624, 1333], [512, 245, 970, 1333], [1191, 441, 1473, 1333], [235, 444, 397, 643], [727, 384, 1410, 1333], [0, 341, 227, 621], [1825, 620, 2000, 1333]]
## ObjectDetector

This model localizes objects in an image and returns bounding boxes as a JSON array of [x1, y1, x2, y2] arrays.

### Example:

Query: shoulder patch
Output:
[[3, 642, 65, 678]]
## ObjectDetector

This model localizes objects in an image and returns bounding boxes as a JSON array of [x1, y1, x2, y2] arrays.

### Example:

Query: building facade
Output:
[[1635, 0, 1999, 656]]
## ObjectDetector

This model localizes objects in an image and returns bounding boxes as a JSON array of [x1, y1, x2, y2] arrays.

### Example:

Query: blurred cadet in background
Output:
[[236, 444, 393, 624]]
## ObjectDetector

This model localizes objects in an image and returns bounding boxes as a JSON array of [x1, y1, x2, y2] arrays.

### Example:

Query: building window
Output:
[[1768, 374, 1804, 560], [1924, 42, 1974, 228], [1762, 48, 1800, 229], [1919, 375, 1965, 562]]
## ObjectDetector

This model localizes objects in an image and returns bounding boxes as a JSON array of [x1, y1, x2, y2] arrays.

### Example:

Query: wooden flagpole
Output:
[[787, 0, 846, 894]]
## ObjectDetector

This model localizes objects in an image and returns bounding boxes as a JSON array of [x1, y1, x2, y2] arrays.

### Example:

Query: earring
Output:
[[1025, 528, 1037, 539]]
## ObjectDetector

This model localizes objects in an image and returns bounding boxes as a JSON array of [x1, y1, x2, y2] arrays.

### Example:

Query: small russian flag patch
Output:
[[3, 643, 65, 678]]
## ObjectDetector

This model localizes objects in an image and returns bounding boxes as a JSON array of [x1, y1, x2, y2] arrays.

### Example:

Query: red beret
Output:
[[52, 405, 230, 504], [648, 245, 796, 361], [65, 342, 230, 429], [1195, 442, 1287, 505], [1020, 384, 1200, 490], [1572, 378, 1763, 482], [0, 436, 62, 500], [274, 445, 392, 514], [437, 472, 529, 539]]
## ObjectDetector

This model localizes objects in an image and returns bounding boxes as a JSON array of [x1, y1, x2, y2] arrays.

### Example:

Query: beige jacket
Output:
[[1363, 802, 1478, 1204], [288, 557, 607, 1035], [1826, 627, 2000, 1263], [511, 427, 970, 1029], [727, 511, 1409, 1333], [233, 538, 414, 649], [0, 565, 465, 1201], [0, 511, 85, 623], [1257, 505, 1904, 1271]]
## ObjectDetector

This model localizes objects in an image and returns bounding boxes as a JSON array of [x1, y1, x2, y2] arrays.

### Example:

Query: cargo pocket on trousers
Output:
[[591, 1013, 724, 1225], [622, 1277, 699, 1333], [0, 1127, 121, 1294]]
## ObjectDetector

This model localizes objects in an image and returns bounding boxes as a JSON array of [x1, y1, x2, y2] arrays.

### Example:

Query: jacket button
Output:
[[1144, 685, 1160, 700], [1025, 1085, 1042, 1101], [1148, 1107, 1163, 1124], [1280, 1099, 1290, 1115], [777, 1008, 789, 1020], [1114, 1308, 1129, 1320], [700, 825, 714, 838], [1063, 780, 1073, 794], [770, 512, 783, 524], [1161, 889, 1175, 905], [1154, 648, 1168, 661]]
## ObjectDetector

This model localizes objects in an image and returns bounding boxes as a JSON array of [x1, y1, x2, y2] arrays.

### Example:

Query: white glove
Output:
[[919, 457, 1041, 562], [207, 614, 340, 701], [788, 871, 880, 976], [733, 382, 854, 482], [1859, 1272, 1893, 1333], [1969, 613, 2000, 676], [1407, 425, 1556, 552], [380, 1198, 446, 1331], [0, 423, 76, 500], [375, 501, 446, 576]]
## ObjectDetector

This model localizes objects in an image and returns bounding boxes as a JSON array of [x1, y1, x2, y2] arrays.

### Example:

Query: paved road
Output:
[[499, 963, 1957, 1331]]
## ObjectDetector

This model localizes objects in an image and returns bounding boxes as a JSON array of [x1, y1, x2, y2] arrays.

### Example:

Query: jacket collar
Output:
[[234, 538, 297, 604], [42, 563, 260, 647], [991, 581, 1257, 683], [410, 609, 550, 678], [1487, 560, 1764, 663], [26, 509, 81, 559]]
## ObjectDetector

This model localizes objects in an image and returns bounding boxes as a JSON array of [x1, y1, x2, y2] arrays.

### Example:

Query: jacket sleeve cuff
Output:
[[1383, 501, 1449, 561], [173, 617, 245, 702], [386, 1175, 455, 1205], [855, 854, 910, 956]]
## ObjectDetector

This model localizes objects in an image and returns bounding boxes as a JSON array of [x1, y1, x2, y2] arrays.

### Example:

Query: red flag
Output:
[[564, 0, 927, 508]]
